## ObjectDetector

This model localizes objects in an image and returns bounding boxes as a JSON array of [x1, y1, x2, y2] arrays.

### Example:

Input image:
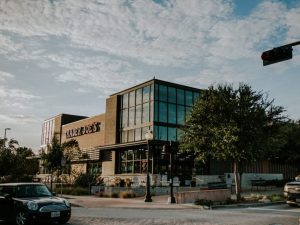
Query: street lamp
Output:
[[164, 141, 176, 204], [144, 130, 153, 202], [3, 128, 11, 149]]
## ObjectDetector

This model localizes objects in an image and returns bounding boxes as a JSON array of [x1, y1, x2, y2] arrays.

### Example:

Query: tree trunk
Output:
[[233, 161, 241, 201]]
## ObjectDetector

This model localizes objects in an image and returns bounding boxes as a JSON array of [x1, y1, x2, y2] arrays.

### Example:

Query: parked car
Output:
[[0, 182, 71, 225], [283, 180, 300, 206]]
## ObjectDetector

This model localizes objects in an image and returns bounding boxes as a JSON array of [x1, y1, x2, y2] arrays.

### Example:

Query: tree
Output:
[[41, 134, 85, 189], [0, 139, 38, 182], [180, 83, 285, 200]]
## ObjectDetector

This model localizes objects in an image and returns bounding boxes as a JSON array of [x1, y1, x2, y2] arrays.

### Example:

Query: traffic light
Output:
[[261, 46, 293, 66]]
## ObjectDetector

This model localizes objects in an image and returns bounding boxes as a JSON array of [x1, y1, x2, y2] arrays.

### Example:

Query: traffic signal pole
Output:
[[261, 41, 300, 66]]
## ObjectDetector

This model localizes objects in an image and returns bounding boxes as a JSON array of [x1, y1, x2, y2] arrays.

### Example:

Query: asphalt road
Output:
[[67, 204, 300, 225], [0, 204, 299, 225]]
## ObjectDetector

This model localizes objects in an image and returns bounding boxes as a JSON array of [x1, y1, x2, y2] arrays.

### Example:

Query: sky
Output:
[[0, 0, 300, 153]]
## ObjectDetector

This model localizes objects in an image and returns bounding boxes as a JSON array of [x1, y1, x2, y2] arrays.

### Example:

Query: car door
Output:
[[0, 186, 15, 220]]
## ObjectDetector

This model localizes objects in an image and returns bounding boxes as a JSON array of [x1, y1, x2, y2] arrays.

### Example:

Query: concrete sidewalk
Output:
[[65, 187, 284, 209]]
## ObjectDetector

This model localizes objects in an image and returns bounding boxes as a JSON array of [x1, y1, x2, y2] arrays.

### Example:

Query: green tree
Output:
[[41, 135, 84, 189], [0, 139, 38, 182], [180, 83, 285, 200]]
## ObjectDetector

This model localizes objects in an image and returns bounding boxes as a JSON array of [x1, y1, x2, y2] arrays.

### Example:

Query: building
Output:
[[40, 78, 298, 187], [41, 79, 202, 186]]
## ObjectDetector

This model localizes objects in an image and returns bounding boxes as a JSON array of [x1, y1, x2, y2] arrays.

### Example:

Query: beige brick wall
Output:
[[101, 151, 116, 176], [104, 96, 118, 145]]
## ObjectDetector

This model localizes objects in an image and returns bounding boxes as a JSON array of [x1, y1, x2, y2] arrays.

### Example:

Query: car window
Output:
[[0, 186, 16, 197], [16, 185, 52, 198]]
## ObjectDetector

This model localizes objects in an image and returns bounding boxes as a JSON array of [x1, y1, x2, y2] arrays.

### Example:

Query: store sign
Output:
[[66, 122, 101, 139]]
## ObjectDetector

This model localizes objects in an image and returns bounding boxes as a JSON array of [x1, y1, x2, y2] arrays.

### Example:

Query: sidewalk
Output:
[[65, 187, 284, 210]]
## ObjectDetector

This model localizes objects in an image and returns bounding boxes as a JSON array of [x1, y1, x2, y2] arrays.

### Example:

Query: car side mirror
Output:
[[4, 194, 12, 200]]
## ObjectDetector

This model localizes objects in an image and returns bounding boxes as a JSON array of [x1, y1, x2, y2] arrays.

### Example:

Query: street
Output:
[[66, 204, 300, 225]]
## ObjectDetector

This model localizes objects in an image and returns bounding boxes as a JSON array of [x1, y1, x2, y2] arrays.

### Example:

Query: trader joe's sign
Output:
[[65, 122, 101, 139]]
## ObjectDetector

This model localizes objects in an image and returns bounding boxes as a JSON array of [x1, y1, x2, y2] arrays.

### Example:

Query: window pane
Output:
[[154, 125, 159, 140], [168, 127, 177, 141], [142, 126, 150, 140], [128, 130, 134, 142], [134, 128, 141, 141], [121, 130, 128, 143], [154, 84, 159, 101], [142, 103, 149, 123], [122, 93, 128, 108], [186, 91, 193, 106], [129, 91, 135, 107], [127, 150, 133, 160], [159, 102, 167, 123], [158, 126, 167, 140], [177, 89, 184, 105], [129, 107, 135, 126], [122, 109, 128, 128], [168, 87, 176, 103], [158, 85, 167, 102], [121, 162, 126, 173], [177, 105, 185, 125], [143, 86, 150, 103], [134, 161, 140, 173], [127, 162, 133, 173], [136, 105, 142, 125], [136, 88, 142, 105], [168, 103, 176, 124]]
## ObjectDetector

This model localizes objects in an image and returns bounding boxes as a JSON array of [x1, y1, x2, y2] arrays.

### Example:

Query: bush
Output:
[[268, 194, 284, 202], [111, 192, 119, 198], [54, 186, 89, 195], [120, 191, 136, 198], [194, 199, 213, 206], [74, 173, 98, 188]]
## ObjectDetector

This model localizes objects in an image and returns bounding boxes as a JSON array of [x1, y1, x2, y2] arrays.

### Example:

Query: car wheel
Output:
[[15, 211, 28, 225]]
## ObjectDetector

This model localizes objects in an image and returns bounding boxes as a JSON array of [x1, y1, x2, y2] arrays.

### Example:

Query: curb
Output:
[[211, 201, 285, 209]]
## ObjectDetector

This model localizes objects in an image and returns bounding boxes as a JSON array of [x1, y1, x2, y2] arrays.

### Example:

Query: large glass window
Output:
[[136, 88, 142, 105], [122, 109, 128, 127], [159, 102, 167, 122], [143, 86, 150, 103], [118, 149, 150, 174], [168, 127, 177, 141], [135, 105, 142, 125], [128, 130, 134, 142], [185, 91, 193, 106], [158, 126, 167, 140], [158, 85, 167, 102], [123, 93, 128, 108], [129, 91, 135, 107], [177, 105, 185, 125], [134, 128, 142, 141], [142, 103, 149, 123], [177, 89, 185, 105], [168, 103, 176, 124], [168, 87, 176, 103], [129, 107, 135, 126]]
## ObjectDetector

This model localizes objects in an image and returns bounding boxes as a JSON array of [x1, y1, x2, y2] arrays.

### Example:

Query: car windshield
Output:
[[16, 185, 52, 198]]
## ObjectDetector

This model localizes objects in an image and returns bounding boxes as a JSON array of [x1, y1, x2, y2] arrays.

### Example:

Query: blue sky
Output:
[[0, 0, 300, 152]]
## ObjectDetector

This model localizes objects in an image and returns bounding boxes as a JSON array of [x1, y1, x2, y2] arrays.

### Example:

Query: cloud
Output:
[[0, 85, 40, 110], [0, 71, 14, 82], [0, 114, 42, 125]]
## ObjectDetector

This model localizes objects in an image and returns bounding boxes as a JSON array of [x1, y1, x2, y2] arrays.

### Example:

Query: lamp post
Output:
[[144, 130, 153, 202], [3, 128, 11, 149]]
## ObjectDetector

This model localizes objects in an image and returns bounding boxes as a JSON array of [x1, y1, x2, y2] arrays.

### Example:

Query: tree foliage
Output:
[[41, 134, 84, 175], [180, 83, 285, 199], [0, 139, 38, 182]]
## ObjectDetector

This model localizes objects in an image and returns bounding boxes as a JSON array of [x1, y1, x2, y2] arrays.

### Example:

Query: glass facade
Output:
[[120, 84, 154, 143], [117, 80, 201, 175]]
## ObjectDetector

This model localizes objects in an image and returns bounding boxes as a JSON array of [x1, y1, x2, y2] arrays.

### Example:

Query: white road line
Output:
[[247, 207, 300, 213]]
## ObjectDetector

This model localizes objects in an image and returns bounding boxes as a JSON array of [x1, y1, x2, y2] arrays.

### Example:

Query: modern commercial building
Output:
[[41, 79, 203, 186], [40, 78, 298, 186]]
